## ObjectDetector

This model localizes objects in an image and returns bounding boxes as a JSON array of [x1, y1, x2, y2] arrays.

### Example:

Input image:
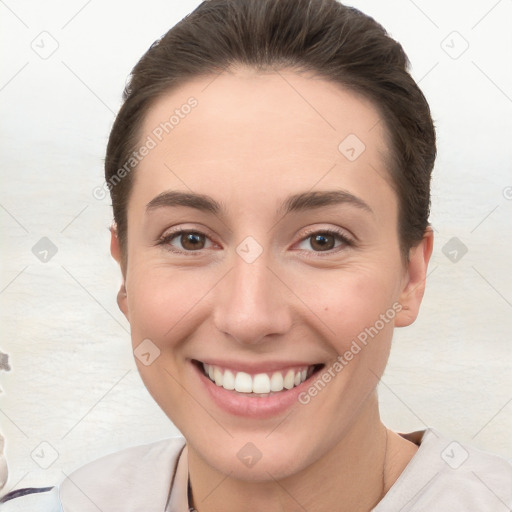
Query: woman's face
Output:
[[113, 67, 431, 480]]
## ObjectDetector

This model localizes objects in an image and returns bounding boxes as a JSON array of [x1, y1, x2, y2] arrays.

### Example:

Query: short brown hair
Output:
[[105, 0, 436, 265]]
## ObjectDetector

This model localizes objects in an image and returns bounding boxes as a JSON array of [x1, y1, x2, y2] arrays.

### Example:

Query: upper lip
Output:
[[193, 358, 323, 374]]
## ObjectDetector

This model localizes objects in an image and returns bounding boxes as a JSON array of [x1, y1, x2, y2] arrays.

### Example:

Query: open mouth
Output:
[[193, 360, 325, 397]]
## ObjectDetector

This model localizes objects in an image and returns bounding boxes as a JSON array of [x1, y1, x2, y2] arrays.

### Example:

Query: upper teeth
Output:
[[202, 363, 311, 394]]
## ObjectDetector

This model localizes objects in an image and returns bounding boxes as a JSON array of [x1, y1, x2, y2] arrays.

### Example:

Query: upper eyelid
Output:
[[299, 226, 352, 238], [159, 228, 216, 246], [159, 223, 216, 240]]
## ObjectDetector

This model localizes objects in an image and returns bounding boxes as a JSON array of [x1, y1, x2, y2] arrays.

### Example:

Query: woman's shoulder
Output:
[[0, 436, 186, 511], [376, 427, 512, 511]]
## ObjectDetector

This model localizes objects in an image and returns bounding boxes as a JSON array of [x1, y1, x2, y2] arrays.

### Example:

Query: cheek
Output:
[[294, 264, 401, 350], [124, 266, 208, 425], [125, 265, 215, 344]]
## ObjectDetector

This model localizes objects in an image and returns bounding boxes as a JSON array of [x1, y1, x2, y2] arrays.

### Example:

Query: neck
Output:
[[187, 394, 416, 512]]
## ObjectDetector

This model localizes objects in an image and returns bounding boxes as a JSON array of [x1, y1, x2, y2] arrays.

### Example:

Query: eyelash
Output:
[[156, 227, 354, 256], [297, 228, 354, 256]]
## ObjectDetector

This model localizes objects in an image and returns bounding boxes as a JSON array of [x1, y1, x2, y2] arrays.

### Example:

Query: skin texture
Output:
[[111, 67, 433, 512]]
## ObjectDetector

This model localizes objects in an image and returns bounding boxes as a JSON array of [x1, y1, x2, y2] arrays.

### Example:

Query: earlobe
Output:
[[110, 224, 130, 320], [117, 283, 129, 320], [395, 227, 434, 327]]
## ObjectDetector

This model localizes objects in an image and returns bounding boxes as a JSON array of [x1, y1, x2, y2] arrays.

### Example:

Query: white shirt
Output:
[[2, 428, 511, 511]]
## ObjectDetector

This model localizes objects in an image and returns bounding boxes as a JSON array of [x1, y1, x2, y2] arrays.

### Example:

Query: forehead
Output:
[[133, 67, 395, 215]]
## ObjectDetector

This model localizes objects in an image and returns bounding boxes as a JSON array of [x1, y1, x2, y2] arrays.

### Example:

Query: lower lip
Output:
[[191, 361, 320, 419]]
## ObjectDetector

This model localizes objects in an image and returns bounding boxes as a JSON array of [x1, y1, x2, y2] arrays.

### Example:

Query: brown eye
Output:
[[309, 233, 336, 251], [179, 232, 206, 250], [159, 230, 213, 252], [295, 229, 352, 253]]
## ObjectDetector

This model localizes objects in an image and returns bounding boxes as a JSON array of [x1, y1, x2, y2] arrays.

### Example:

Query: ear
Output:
[[110, 224, 129, 321], [395, 227, 434, 327]]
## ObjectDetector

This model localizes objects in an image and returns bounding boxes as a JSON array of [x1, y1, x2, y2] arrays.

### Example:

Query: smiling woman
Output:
[[2, 0, 511, 511]]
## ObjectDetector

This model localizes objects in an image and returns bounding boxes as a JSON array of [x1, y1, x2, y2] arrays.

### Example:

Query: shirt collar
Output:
[[166, 443, 190, 512]]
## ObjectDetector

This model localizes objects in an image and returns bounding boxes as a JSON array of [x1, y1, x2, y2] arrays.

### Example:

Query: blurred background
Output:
[[0, 0, 511, 494]]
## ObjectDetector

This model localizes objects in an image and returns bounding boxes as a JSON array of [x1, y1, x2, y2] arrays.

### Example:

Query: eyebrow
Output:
[[278, 190, 373, 216], [146, 191, 221, 214], [145, 189, 373, 216]]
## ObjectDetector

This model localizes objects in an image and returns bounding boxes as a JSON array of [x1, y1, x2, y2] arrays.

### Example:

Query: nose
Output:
[[212, 250, 293, 345]]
